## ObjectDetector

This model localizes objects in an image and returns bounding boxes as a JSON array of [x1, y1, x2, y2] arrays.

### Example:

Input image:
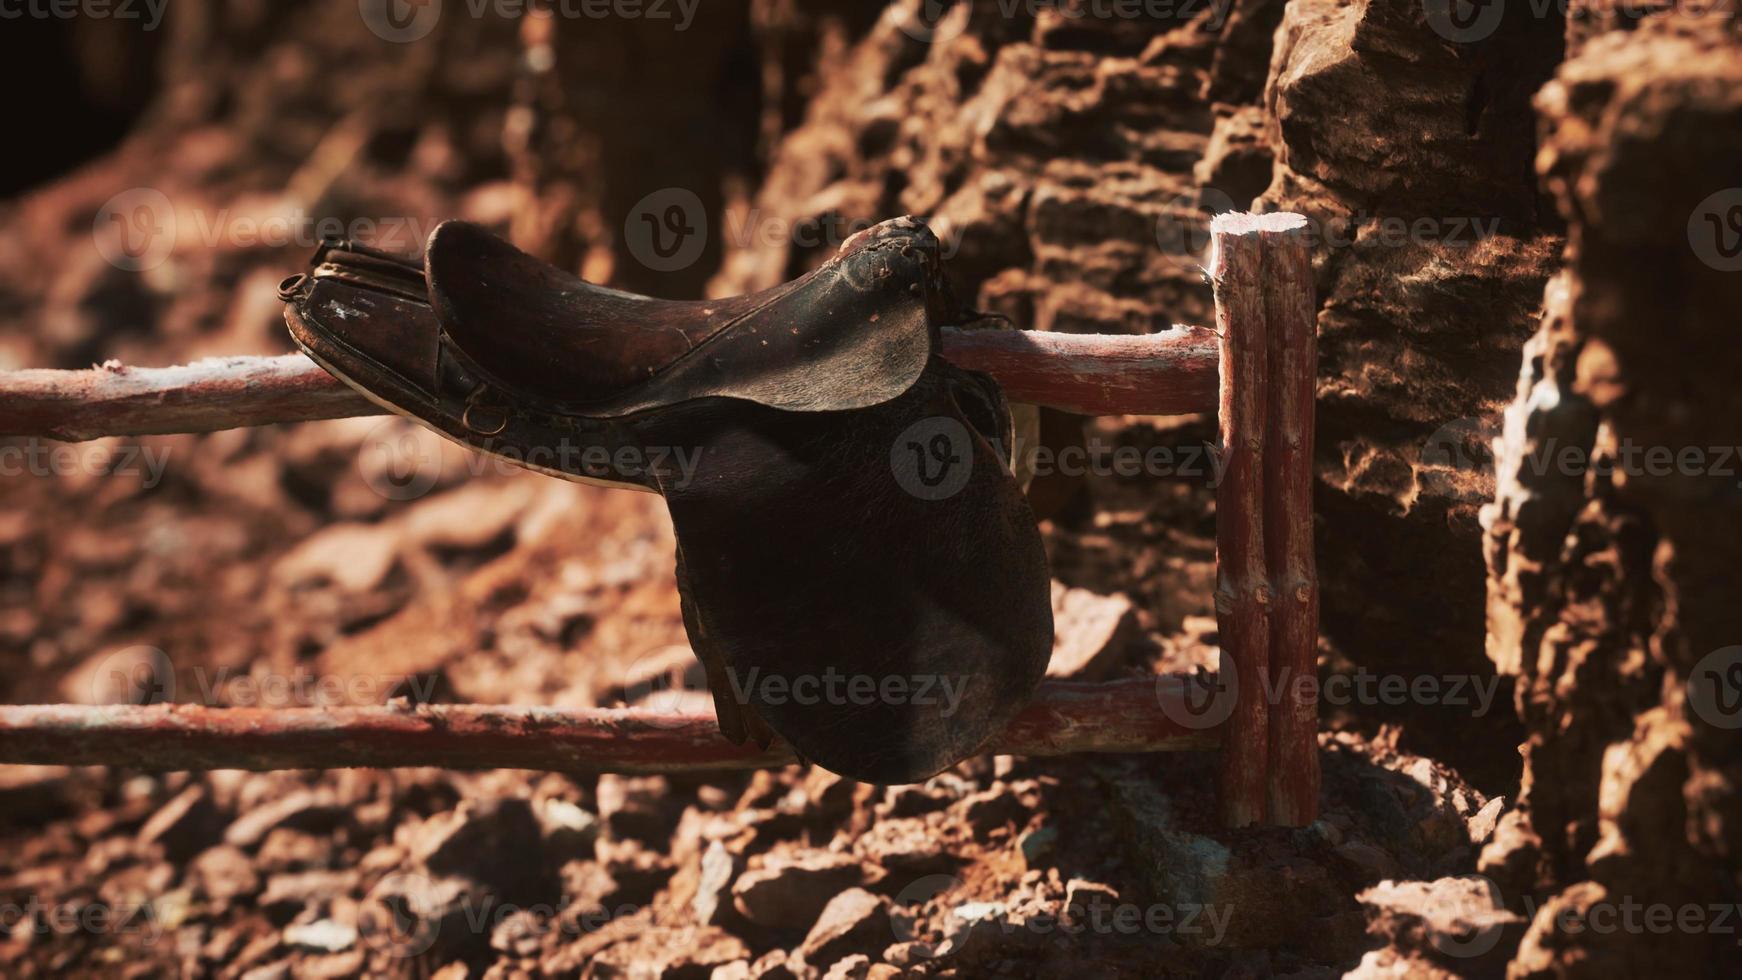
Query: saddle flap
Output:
[[635, 363, 1053, 783], [424, 219, 941, 418]]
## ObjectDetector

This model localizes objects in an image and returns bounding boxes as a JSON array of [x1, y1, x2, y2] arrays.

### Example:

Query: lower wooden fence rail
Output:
[[0, 212, 1318, 827], [0, 679, 1218, 773]]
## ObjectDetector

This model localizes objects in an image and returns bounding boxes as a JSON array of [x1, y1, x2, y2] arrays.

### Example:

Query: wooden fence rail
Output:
[[0, 212, 1318, 827]]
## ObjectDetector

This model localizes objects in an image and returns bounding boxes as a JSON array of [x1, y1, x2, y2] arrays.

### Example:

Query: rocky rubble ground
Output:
[[1, 718, 1509, 977]]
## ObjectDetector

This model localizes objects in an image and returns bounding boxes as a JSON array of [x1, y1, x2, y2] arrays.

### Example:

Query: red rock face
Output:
[[1484, 14, 1742, 977]]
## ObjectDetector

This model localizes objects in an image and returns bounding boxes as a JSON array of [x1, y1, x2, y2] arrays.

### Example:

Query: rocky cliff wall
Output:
[[1482, 14, 1742, 977]]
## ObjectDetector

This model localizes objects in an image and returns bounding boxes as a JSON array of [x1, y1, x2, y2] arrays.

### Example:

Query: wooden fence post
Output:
[[1259, 214, 1319, 826], [1209, 213, 1272, 828]]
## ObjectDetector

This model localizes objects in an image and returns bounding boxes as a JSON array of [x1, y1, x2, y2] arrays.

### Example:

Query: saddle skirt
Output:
[[280, 216, 1053, 783]]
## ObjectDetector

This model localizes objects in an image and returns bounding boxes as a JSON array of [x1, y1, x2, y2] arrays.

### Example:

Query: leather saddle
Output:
[[280, 216, 1053, 783]]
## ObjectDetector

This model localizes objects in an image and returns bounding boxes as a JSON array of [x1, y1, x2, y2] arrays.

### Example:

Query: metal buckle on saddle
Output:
[[461, 384, 510, 436]]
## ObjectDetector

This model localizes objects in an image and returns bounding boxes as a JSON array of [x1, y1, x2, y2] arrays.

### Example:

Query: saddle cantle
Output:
[[280, 216, 1053, 783]]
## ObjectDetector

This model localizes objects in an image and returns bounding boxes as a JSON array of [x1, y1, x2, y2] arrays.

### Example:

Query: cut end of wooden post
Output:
[[1210, 212, 1311, 274], [1210, 212, 1310, 236]]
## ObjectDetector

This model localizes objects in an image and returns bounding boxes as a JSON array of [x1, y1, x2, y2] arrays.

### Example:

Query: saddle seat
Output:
[[425, 218, 946, 418]]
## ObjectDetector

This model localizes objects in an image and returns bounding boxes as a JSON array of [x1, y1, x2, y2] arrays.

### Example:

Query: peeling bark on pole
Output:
[[1257, 213, 1319, 827], [0, 356, 376, 442], [938, 326, 1220, 416], [0, 328, 1221, 443], [1210, 213, 1272, 828], [0, 678, 1218, 774]]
